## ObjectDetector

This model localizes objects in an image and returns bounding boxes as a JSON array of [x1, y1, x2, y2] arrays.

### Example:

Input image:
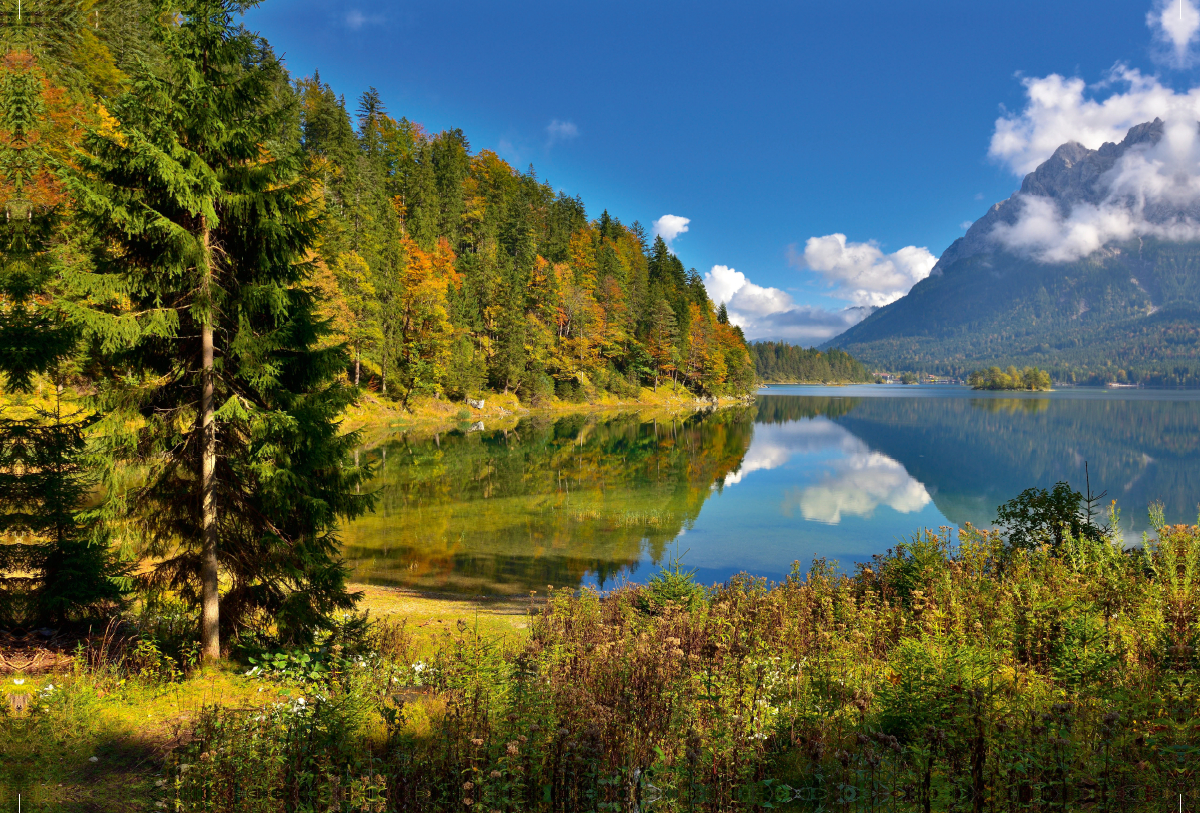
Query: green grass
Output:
[[4, 517, 1198, 811]]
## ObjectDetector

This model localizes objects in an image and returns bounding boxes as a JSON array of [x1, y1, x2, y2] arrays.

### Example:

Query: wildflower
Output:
[[462, 798, 473, 807], [462, 781, 474, 791], [489, 770, 502, 779], [471, 738, 485, 747], [506, 740, 520, 755]]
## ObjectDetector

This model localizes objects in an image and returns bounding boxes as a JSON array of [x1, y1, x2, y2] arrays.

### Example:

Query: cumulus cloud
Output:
[[546, 119, 579, 145], [703, 264, 747, 307], [1149, 0, 1200, 67], [702, 264, 871, 342], [983, 56, 1200, 262], [988, 67, 1186, 175], [651, 214, 690, 249], [793, 234, 937, 308]]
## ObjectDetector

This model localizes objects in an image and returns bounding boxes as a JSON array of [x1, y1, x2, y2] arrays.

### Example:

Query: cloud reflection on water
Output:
[[722, 417, 931, 524], [787, 452, 932, 524]]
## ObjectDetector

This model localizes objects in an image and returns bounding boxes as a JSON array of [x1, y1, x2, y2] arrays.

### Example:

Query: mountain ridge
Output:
[[825, 120, 1200, 386]]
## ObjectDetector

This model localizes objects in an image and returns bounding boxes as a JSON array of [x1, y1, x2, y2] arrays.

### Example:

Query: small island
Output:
[[968, 365, 1052, 391]]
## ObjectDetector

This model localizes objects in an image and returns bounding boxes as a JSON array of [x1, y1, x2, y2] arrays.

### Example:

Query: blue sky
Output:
[[242, 0, 1198, 342]]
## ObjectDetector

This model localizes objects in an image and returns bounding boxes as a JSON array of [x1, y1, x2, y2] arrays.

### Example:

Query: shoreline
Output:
[[340, 387, 756, 441]]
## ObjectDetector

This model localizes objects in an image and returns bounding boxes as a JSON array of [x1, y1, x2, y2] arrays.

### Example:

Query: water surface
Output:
[[342, 386, 1200, 593]]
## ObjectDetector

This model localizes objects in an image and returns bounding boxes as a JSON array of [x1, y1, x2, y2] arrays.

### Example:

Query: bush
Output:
[[635, 551, 706, 615]]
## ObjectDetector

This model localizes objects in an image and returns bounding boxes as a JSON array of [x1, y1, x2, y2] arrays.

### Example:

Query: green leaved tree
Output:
[[70, 0, 372, 658]]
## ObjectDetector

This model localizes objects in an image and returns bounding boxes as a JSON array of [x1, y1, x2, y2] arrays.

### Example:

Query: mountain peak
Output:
[[939, 118, 1172, 268]]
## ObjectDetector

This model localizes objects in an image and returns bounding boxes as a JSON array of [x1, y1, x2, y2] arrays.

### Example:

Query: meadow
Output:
[[2, 506, 1196, 812]]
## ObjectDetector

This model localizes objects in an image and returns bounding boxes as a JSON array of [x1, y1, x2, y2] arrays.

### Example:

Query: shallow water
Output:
[[341, 385, 1200, 593]]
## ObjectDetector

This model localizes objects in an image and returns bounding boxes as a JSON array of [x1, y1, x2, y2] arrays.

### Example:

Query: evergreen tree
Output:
[[0, 46, 125, 628], [71, 0, 372, 656], [647, 298, 678, 392]]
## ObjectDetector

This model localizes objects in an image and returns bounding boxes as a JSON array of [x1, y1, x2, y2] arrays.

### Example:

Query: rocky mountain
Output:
[[826, 120, 1200, 385]]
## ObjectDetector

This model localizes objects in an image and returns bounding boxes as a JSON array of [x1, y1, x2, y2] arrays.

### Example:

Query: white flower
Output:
[[13, 678, 25, 686]]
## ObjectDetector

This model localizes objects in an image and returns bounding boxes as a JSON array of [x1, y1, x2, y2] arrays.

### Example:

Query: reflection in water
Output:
[[341, 388, 1200, 593], [789, 448, 931, 524], [721, 417, 930, 523], [826, 391, 1200, 532], [342, 409, 754, 594], [722, 418, 853, 486]]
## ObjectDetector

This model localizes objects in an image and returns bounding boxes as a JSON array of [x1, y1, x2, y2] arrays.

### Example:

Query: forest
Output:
[[0, 1, 755, 651], [299, 79, 756, 405], [750, 342, 873, 383]]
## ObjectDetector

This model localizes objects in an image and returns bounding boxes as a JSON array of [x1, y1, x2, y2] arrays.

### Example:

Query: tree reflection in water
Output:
[[344, 391, 1200, 592], [341, 408, 755, 594]]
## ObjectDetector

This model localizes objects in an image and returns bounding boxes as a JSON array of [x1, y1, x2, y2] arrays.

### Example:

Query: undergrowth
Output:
[[3, 508, 1198, 811]]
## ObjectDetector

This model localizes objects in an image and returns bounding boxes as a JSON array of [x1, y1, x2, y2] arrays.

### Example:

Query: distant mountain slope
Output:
[[826, 120, 1200, 385]]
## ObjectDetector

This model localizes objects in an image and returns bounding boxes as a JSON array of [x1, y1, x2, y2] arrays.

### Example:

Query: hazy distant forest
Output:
[[750, 342, 873, 383]]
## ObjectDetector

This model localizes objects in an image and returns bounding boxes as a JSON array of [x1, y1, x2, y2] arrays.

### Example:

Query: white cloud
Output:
[[984, 38, 1200, 263], [987, 67, 1187, 175], [546, 119, 579, 145], [703, 265, 747, 307], [702, 264, 870, 342], [960, 221, 974, 230], [1149, 0, 1200, 67], [652, 214, 690, 249], [794, 234, 937, 308]]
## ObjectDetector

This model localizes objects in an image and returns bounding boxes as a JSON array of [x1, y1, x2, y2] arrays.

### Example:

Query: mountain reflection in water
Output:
[[341, 387, 1200, 593]]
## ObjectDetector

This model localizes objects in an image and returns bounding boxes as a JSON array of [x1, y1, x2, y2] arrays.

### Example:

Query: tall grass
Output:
[[158, 515, 1200, 810]]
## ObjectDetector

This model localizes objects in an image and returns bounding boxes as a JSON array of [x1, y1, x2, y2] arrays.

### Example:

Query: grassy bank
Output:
[[340, 387, 754, 440], [3, 514, 1197, 811]]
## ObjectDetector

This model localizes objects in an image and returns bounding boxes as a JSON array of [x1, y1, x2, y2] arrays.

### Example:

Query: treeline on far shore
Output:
[[751, 342, 874, 383]]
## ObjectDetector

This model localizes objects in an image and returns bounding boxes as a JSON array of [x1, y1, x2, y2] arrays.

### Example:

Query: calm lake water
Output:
[[341, 385, 1200, 594]]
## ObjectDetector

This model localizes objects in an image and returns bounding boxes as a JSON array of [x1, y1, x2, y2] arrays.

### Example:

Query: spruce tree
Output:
[[0, 45, 125, 628], [71, 0, 372, 657]]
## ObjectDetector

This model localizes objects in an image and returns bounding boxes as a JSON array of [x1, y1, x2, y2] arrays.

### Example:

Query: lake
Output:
[[341, 385, 1200, 594]]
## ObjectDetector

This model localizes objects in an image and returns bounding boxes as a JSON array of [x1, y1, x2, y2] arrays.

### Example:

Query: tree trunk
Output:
[[199, 217, 220, 663], [354, 347, 360, 386]]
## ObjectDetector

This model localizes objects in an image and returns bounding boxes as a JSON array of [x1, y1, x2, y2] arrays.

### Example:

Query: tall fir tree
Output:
[[0, 46, 126, 628], [70, 0, 372, 656]]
